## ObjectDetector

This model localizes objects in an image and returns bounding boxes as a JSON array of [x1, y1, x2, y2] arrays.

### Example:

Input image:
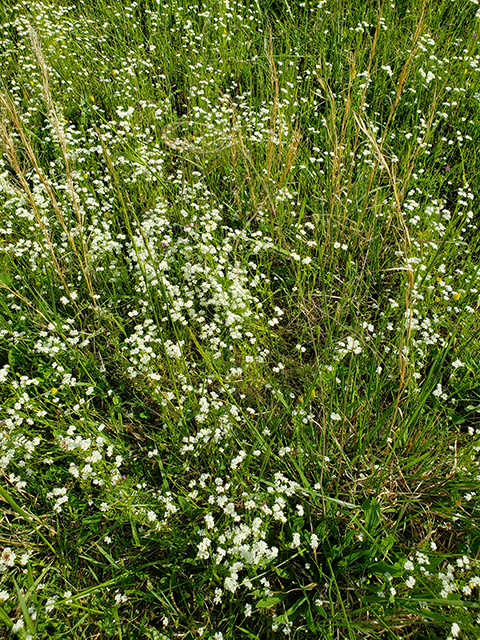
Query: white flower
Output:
[[330, 412, 341, 421], [0, 590, 9, 602], [1, 548, 16, 567], [291, 532, 301, 548], [205, 513, 215, 529], [164, 340, 182, 359], [231, 450, 246, 469], [432, 383, 443, 397], [11, 619, 24, 633], [114, 591, 127, 605], [45, 597, 56, 613], [415, 552, 430, 565], [197, 536, 211, 559], [450, 622, 461, 638], [0, 364, 9, 382], [404, 560, 414, 571], [406, 576, 416, 589]]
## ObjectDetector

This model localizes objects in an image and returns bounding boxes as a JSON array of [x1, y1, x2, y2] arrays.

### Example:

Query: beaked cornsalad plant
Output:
[[0, 0, 480, 637]]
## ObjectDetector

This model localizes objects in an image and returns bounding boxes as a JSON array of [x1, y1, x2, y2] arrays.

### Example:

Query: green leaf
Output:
[[274, 566, 291, 579], [144, 629, 170, 640], [403, 606, 445, 621], [0, 604, 13, 629], [0, 272, 12, 287], [284, 595, 307, 617], [256, 596, 284, 608], [305, 601, 316, 632], [466, 404, 480, 412], [94, 544, 124, 570], [362, 498, 381, 531], [98, 612, 116, 637], [13, 577, 36, 635], [409, 597, 480, 609], [177, 495, 192, 514], [369, 561, 403, 577], [379, 534, 395, 554], [130, 515, 141, 546]]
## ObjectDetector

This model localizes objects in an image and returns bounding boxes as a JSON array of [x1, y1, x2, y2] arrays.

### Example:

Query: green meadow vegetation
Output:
[[1, 0, 480, 637]]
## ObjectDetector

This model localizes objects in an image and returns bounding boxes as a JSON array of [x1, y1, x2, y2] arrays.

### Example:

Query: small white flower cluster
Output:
[[0, 547, 16, 570], [164, 339, 184, 360], [191, 469, 303, 602], [432, 382, 448, 401], [335, 336, 362, 359], [46, 486, 69, 513]]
